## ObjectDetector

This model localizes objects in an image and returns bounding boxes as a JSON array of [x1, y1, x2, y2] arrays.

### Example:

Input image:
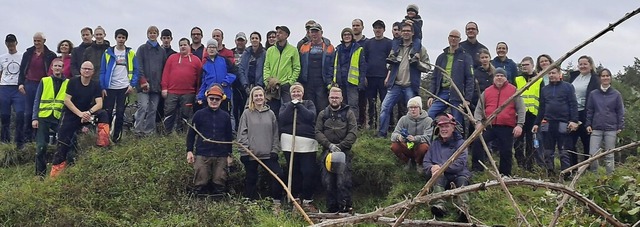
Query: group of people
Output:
[[0, 3, 626, 218]]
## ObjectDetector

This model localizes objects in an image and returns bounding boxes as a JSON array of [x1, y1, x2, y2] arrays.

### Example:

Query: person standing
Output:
[[265, 31, 277, 50], [333, 28, 366, 123], [160, 29, 176, 57], [316, 87, 357, 213], [196, 39, 236, 123], [71, 27, 93, 77], [568, 55, 600, 166], [0, 34, 25, 149], [189, 27, 204, 60], [50, 61, 110, 178], [513, 56, 542, 171], [99, 28, 139, 143], [352, 19, 368, 129], [459, 22, 487, 69], [134, 26, 167, 137], [278, 83, 318, 212], [364, 20, 392, 129], [472, 68, 525, 176], [298, 23, 335, 115], [32, 58, 67, 177], [186, 85, 233, 195], [237, 86, 283, 203], [83, 26, 110, 82], [490, 42, 518, 83], [390, 96, 433, 173], [238, 32, 266, 91], [161, 38, 202, 134], [263, 26, 301, 117], [532, 66, 579, 176], [48, 40, 74, 79], [585, 68, 624, 175], [231, 32, 247, 128], [19, 32, 57, 143], [377, 23, 430, 137]]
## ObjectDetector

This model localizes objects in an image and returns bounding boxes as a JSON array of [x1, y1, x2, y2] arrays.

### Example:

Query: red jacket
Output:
[[161, 53, 202, 94], [484, 83, 517, 127], [201, 46, 235, 65]]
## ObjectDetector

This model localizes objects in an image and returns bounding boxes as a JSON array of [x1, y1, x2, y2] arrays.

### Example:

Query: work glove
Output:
[[329, 144, 341, 153]]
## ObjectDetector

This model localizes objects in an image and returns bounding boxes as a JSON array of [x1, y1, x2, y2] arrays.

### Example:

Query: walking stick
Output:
[[287, 105, 298, 203]]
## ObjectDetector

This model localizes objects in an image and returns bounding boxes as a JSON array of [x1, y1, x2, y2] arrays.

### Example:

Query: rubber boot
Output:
[[96, 123, 110, 147], [50, 161, 67, 178], [430, 185, 447, 218]]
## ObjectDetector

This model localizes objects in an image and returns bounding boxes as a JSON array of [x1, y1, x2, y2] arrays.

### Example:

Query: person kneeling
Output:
[[390, 96, 433, 173], [423, 114, 471, 222], [186, 85, 233, 195]]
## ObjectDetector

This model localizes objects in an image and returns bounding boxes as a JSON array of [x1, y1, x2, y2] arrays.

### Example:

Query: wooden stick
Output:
[[560, 140, 640, 174], [312, 178, 623, 227], [183, 119, 314, 225], [392, 7, 640, 227], [287, 108, 297, 203]]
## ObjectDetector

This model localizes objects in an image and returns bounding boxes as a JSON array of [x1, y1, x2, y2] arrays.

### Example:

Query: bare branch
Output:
[[560, 141, 640, 175]]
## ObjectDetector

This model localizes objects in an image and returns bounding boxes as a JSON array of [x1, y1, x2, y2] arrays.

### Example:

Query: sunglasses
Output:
[[208, 97, 222, 102]]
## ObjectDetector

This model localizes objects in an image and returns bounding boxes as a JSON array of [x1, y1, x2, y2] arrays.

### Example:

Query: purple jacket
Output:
[[422, 132, 470, 178], [585, 87, 624, 131]]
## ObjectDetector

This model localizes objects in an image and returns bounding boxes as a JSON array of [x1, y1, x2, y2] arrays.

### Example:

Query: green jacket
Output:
[[263, 42, 301, 85]]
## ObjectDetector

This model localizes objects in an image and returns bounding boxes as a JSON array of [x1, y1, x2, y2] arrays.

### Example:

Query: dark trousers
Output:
[[240, 153, 283, 200], [569, 110, 590, 166], [35, 119, 58, 176], [24, 80, 39, 141], [366, 77, 386, 129], [540, 121, 572, 172], [52, 110, 108, 165], [0, 85, 25, 145], [283, 151, 317, 200], [513, 112, 536, 170], [302, 79, 328, 116], [231, 82, 246, 130], [103, 88, 128, 142], [358, 90, 367, 127], [163, 93, 194, 134], [321, 150, 352, 212], [472, 125, 514, 175]]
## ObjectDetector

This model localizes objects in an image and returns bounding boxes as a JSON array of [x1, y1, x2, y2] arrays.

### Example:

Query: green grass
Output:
[[0, 130, 638, 226]]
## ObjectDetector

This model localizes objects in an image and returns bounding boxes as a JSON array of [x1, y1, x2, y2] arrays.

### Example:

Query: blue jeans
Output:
[[134, 92, 160, 135], [0, 86, 25, 144], [427, 89, 465, 130], [377, 85, 415, 137], [24, 80, 40, 141]]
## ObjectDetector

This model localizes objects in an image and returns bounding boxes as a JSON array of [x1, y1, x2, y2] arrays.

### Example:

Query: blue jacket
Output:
[[386, 45, 430, 94], [430, 47, 474, 103], [186, 107, 233, 157], [99, 46, 139, 90], [491, 57, 518, 84], [472, 65, 493, 108], [298, 41, 335, 88], [422, 132, 470, 178], [198, 55, 236, 101], [535, 81, 579, 125], [334, 42, 366, 89], [238, 46, 266, 87], [585, 87, 624, 131]]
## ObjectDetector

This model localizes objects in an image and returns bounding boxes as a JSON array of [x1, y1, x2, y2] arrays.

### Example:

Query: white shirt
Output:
[[572, 74, 591, 111], [0, 52, 23, 85], [109, 48, 130, 89]]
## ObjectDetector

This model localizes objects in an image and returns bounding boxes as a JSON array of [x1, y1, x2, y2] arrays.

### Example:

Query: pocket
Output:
[[540, 122, 549, 132], [558, 122, 568, 134]]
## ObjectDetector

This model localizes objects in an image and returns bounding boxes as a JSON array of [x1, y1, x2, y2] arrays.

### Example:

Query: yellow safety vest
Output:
[[38, 77, 69, 119], [105, 50, 135, 80], [333, 46, 362, 86], [515, 76, 541, 116]]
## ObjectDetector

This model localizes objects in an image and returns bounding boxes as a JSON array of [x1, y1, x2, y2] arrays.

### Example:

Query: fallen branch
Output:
[[560, 140, 640, 175], [312, 178, 624, 227], [377, 217, 489, 227], [391, 7, 640, 227], [183, 119, 314, 225]]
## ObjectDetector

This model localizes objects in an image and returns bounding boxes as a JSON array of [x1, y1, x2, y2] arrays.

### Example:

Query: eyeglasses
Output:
[[401, 30, 412, 33], [208, 97, 222, 102], [448, 35, 461, 39], [191, 33, 202, 36], [81, 68, 94, 71]]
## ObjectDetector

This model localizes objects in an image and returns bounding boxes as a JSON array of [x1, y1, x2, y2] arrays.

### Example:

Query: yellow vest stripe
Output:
[[104, 50, 135, 80], [333, 46, 362, 86], [38, 77, 69, 119]]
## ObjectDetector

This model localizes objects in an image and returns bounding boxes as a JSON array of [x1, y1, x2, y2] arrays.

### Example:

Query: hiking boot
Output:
[[430, 203, 447, 218], [302, 200, 318, 213], [50, 161, 67, 178]]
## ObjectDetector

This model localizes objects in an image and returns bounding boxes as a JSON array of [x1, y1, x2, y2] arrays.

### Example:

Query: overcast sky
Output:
[[2, 0, 639, 73]]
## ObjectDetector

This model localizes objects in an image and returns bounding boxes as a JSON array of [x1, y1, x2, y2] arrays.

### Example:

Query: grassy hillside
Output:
[[0, 131, 638, 226]]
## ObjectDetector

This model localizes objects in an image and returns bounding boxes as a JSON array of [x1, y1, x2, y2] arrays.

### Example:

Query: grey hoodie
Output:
[[391, 110, 434, 144], [237, 105, 280, 159]]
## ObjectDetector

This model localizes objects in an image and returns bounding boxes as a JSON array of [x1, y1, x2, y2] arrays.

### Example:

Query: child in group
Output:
[[387, 4, 423, 64]]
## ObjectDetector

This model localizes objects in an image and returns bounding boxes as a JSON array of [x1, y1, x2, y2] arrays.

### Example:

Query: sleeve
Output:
[[338, 110, 358, 151], [616, 92, 625, 130], [314, 110, 331, 149], [474, 92, 486, 123], [413, 18, 423, 40], [263, 49, 271, 84], [534, 87, 546, 126], [136, 46, 146, 86], [447, 143, 468, 174], [256, 53, 265, 87], [324, 46, 335, 87], [270, 111, 280, 153], [70, 49, 81, 76], [18, 51, 28, 86], [390, 116, 405, 142], [197, 71, 208, 102], [464, 54, 475, 102], [99, 52, 108, 90], [129, 51, 140, 87], [236, 111, 249, 150], [515, 95, 526, 126], [296, 100, 317, 123], [161, 56, 172, 91], [416, 47, 431, 73], [358, 47, 367, 90], [237, 50, 249, 86], [186, 114, 197, 152], [414, 117, 434, 144], [567, 84, 579, 123], [585, 92, 594, 127], [32, 81, 44, 121], [422, 142, 435, 170], [224, 58, 237, 85], [279, 102, 294, 124], [291, 48, 301, 84], [429, 55, 440, 94]]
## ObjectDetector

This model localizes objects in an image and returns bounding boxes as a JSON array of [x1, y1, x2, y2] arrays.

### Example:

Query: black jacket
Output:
[[71, 41, 94, 76], [315, 104, 357, 151], [83, 40, 111, 81], [186, 107, 233, 157], [568, 70, 600, 120], [279, 100, 316, 139], [18, 45, 57, 85]]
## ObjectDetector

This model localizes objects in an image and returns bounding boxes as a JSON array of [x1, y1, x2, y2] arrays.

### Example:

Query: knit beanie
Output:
[[407, 4, 419, 14], [341, 28, 354, 41], [407, 96, 423, 109], [495, 68, 507, 76], [207, 39, 218, 47]]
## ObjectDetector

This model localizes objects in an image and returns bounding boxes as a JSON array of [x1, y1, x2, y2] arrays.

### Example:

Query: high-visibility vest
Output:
[[38, 77, 69, 119], [105, 50, 135, 80], [515, 76, 542, 116], [333, 46, 362, 86]]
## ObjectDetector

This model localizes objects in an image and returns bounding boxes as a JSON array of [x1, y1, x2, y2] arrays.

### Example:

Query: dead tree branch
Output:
[[560, 141, 640, 175]]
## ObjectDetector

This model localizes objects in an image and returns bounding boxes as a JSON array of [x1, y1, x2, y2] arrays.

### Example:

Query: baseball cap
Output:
[[206, 84, 224, 98], [5, 34, 17, 42], [372, 20, 386, 29], [161, 29, 172, 37], [235, 32, 247, 41], [275, 26, 291, 36], [308, 23, 322, 31]]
